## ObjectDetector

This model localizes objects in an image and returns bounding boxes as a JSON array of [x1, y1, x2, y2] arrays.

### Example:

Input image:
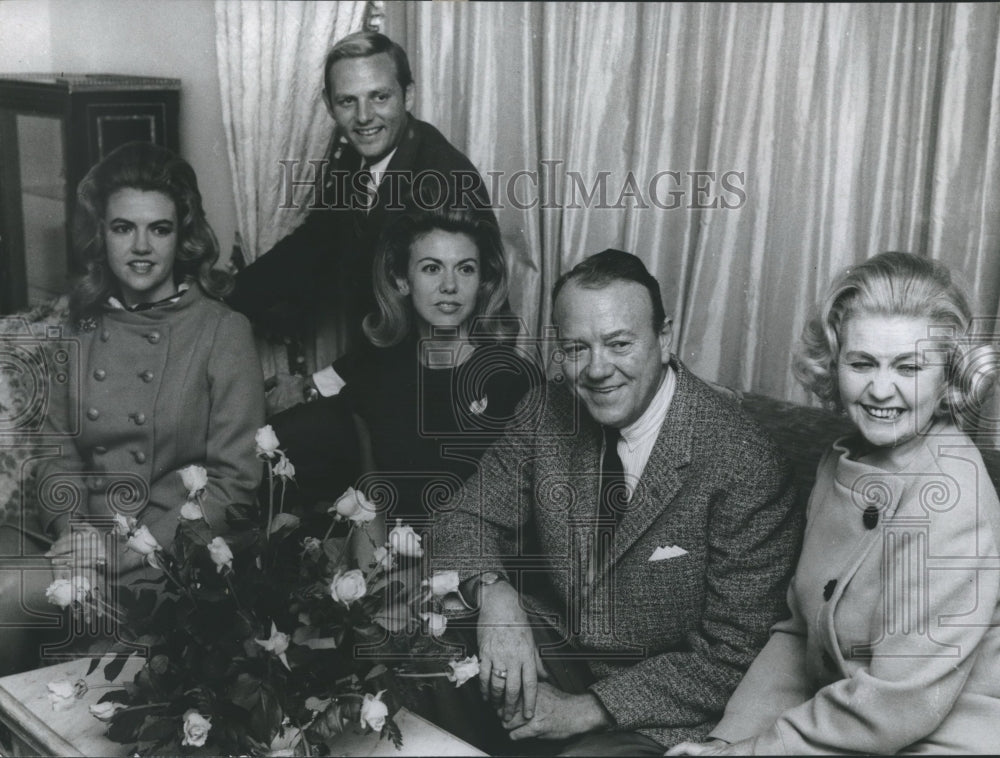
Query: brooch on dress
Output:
[[77, 317, 97, 333]]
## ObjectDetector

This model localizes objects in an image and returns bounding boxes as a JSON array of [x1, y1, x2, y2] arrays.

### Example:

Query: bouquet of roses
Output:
[[43, 425, 480, 756]]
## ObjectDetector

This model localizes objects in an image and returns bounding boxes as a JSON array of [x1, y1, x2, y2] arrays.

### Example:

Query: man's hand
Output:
[[502, 682, 612, 741], [665, 738, 737, 755], [264, 373, 309, 416], [477, 580, 546, 722]]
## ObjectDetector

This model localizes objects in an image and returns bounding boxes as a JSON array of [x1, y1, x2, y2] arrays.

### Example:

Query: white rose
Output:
[[372, 545, 393, 570], [89, 701, 126, 722], [301, 536, 322, 557], [330, 486, 377, 524], [388, 519, 423, 557], [47, 679, 86, 711], [71, 575, 91, 603], [179, 465, 208, 497], [125, 525, 160, 556], [112, 513, 136, 537], [267, 724, 303, 756], [420, 612, 448, 637], [329, 569, 367, 605], [45, 579, 74, 608], [359, 690, 389, 732], [254, 621, 291, 670], [274, 454, 296, 481], [255, 425, 281, 459], [207, 537, 234, 574], [424, 570, 460, 597], [179, 501, 204, 521], [446, 656, 480, 687], [181, 709, 212, 747]]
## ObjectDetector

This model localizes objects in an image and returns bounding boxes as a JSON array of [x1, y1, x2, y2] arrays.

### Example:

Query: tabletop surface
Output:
[[0, 657, 486, 757]]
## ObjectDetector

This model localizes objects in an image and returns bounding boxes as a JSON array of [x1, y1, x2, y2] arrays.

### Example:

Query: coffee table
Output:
[[0, 657, 486, 756]]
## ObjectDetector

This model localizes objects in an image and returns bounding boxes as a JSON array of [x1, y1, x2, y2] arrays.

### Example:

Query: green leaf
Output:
[[137, 716, 176, 743], [97, 689, 130, 704], [104, 651, 133, 682], [86, 656, 101, 677], [107, 706, 155, 743], [383, 715, 404, 750], [371, 605, 411, 633], [268, 512, 301, 538], [229, 672, 262, 711], [292, 625, 339, 650], [364, 664, 388, 680], [322, 537, 349, 567], [303, 696, 332, 712]]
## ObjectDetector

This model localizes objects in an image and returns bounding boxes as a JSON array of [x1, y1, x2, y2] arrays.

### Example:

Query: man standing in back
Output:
[[228, 31, 495, 501]]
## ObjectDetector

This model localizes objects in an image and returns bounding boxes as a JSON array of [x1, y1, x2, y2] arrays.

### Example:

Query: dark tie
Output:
[[354, 165, 376, 213], [599, 426, 626, 523]]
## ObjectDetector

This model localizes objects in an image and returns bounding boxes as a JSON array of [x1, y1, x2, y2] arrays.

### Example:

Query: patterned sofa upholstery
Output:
[[0, 297, 71, 549], [736, 390, 1000, 511]]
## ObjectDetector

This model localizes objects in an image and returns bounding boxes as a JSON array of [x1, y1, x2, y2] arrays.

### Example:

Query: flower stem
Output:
[[395, 672, 450, 679], [267, 462, 275, 536], [89, 596, 125, 626], [197, 491, 213, 530], [225, 573, 246, 615], [321, 516, 339, 543]]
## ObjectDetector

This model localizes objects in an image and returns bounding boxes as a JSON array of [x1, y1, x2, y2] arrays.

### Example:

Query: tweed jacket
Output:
[[37, 286, 266, 564], [227, 114, 494, 362], [431, 359, 802, 747], [711, 423, 1000, 753]]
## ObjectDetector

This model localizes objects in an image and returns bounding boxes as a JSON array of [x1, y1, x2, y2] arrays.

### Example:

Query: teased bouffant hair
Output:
[[364, 207, 517, 347], [793, 251, 997, 426], [69, 141, 229, 323]]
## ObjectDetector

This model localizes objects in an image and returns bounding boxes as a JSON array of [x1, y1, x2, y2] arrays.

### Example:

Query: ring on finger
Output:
[[492, 669, 508, 679]]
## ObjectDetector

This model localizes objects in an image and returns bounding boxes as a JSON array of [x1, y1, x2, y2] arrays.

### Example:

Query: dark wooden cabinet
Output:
[[0, 74, 180, 314]]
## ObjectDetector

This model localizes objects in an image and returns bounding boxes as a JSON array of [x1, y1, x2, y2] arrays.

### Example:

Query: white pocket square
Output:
[[648, 545, 688, 561]]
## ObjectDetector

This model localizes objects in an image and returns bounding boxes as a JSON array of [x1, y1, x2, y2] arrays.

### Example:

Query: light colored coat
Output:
[[432, 360, 802, 747], [38, 286, 265, 561], [712, 423, 1000, 753]]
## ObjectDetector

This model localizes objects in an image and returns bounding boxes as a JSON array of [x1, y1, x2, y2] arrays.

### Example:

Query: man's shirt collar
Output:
[[619, 363, 677, 453]]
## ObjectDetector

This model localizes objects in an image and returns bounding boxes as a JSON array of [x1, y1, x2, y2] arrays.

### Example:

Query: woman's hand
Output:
[[476, 580, 547, 723], [44, 523, 106, 613], [44, 523, 106, 581]]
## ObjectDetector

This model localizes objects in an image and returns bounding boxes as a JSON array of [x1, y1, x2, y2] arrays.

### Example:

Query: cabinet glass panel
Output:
[[17, 113, 68, 306]]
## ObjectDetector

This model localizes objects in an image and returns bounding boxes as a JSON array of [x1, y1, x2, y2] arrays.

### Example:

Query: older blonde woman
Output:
[[670, 251, 1000, 754]]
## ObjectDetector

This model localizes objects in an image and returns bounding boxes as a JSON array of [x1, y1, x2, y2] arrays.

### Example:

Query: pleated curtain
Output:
[[399, 2, 1000, 407]]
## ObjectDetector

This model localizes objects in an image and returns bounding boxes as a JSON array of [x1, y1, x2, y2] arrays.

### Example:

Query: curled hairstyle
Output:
[[69, 141, 229, 324], [364, 207, 516, 347], [323, 30, 414, 96], [551, 248, 668, 334], [793, 251, 997, 426]]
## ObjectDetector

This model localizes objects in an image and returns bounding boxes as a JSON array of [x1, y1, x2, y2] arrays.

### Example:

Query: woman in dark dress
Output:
[[272, 206, 541, 524]]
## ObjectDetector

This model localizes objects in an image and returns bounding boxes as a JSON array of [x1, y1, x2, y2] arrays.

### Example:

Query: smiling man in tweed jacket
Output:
[[431, 249, 802, 755]]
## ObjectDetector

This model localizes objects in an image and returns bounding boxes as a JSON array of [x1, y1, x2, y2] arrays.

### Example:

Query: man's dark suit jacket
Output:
[[227, 113, 495, 360], [432, 360, 803, 748]]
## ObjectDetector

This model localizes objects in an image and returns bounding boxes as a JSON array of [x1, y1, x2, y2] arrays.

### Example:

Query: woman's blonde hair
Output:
[[69, 141, 228, 323], [364, 207, 517, 347], [793, 251, 997, 428]]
